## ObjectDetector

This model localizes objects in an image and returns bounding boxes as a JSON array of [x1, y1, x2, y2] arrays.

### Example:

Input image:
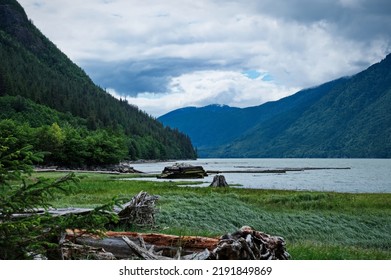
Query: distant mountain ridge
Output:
[[159, 54, 391, 158]]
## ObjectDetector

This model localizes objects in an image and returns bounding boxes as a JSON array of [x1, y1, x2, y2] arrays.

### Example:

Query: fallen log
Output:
[[60, 241, 116, 260], [121, 236, 172, 260], [105, 231, 219, 251], [63, 226, 290, 260], [9, 191, 158, 230], [207, 169, 287, 174], [66, 229, 219, 258], [207, 166, 351, 174]]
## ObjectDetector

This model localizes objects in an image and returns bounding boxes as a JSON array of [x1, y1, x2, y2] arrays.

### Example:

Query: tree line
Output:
[[1, 95, 196, 166]]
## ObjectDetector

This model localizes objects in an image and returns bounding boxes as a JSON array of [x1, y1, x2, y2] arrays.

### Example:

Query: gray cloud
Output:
[[248, 0, 391, 41], [19, 0, 391, 116], [82, 58, 242, 95]]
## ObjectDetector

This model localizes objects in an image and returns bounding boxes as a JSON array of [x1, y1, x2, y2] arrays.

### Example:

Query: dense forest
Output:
[[0, 0, 196, 166]]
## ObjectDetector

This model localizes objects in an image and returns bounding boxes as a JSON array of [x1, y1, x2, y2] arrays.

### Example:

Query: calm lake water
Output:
[[129, 158, 391, 193]]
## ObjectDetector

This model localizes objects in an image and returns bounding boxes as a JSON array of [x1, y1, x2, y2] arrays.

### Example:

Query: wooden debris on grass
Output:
[[60, 241, 116, 260], [10, 191, 159, 229], [63, 226, 290, 260]]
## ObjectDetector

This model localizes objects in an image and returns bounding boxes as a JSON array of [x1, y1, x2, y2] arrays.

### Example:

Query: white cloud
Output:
[[109, 70, 299, 117], [18, 0, 391, 116]]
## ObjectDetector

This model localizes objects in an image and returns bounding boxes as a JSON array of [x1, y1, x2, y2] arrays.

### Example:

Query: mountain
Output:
[[0, 0, 196, 163], [159, 54, 391, 158], [157, 104, 246, 149]]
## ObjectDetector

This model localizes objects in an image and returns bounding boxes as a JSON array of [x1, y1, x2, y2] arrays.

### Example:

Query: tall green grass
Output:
[[37, 172, 391, 259]]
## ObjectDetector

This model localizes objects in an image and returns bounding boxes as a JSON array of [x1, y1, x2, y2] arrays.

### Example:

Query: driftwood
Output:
[[121, 236, 172, 260], [9, 207, 94, 219], [10, 191, 158, 229], [60, 241, 116, 260], [210, 175, 229, 187], [63, 226, 290, 260], [210, 226, 290, 260], [120, 236, 212, 260], [116, 191, 159, 227], [106, 231, 219, 251], [65, 229, 219, 259], [157, 163, 208, 179], [207, 166, 351, 174]]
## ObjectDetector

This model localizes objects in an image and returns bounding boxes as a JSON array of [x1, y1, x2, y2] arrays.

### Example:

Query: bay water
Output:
[[129, 158, 391, 193]]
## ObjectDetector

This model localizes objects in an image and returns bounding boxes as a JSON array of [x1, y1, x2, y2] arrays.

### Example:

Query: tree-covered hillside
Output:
[[0, 0, 196, 165], [221, 54, 391, 158], [160, 54, 391, 158], [159, 78, 347, 157]]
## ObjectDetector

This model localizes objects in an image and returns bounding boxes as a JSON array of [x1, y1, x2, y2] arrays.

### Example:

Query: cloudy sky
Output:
[[19, 0, 391, 117]]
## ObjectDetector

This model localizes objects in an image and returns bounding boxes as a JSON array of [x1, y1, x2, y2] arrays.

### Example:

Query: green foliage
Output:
[[0, 1, 196, 162], [0, 118, 131, 167], [0, 125, 123, 259], [0, 119, 42, 184], [0, 174, 121, 259], [85, 129, 128, 165]]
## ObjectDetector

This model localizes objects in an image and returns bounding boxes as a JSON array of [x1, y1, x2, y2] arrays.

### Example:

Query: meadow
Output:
[[40, 172, 391, 260]]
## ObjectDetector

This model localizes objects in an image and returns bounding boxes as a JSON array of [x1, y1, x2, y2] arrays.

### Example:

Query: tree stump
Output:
[[210, 175, 228, 187], [117, 191, 159, 227]]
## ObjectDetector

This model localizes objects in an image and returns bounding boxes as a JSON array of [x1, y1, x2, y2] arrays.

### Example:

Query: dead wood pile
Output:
[[212, 226, 290, 260], [11, 190, 289, 260], [63, 226, 290, 260]]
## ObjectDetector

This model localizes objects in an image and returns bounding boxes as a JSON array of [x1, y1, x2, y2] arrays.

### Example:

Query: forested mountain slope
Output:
[[220, 54, 391, 158], [0, 0, 196, 164], [160, 54, 391, 158]]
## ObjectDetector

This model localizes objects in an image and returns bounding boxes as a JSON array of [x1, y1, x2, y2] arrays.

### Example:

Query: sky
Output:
[[18, 0, 391, 117]]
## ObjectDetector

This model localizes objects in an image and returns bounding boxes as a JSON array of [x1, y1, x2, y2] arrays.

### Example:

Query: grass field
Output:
[[38, 171, 391, 260]]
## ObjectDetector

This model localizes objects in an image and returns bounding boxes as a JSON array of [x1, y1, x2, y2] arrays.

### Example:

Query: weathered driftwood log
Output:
[[209, 175, 229, 187], [121, 236, 213, 260], [121, 236, 172, 260], [60, 241, 116, 260], [206, 166, 350, 174], [157, 163, 208, 179], [9, 207, 94, 219], [105, 231, 219, 251], [9, 191, 158, 229], [63, 226, 290, 260], [65, 229, 219, 259]]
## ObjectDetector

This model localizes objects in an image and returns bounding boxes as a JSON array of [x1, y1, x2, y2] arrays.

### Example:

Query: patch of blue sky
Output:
[[261, 73, 273, 81], [243, 69, 261, 79], [242, 70, 273, 81]]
